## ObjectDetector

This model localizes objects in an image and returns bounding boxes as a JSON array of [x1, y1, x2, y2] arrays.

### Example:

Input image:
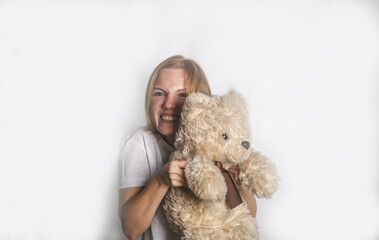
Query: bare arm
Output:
[[119, 179, 167, 240], [118, 160, 187, 240]]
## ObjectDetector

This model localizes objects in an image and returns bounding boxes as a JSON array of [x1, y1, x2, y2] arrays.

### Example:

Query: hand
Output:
[[158, 160, 187, 187]]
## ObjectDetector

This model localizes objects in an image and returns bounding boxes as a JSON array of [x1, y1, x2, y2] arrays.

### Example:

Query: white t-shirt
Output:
[[119, 127, 180, 240]]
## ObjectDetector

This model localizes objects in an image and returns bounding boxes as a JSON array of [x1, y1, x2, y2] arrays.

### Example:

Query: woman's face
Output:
[[150, 68, 188, 145]]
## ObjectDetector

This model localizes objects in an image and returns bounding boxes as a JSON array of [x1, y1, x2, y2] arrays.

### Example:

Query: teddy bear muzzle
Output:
[[241, 141, 250, 150]]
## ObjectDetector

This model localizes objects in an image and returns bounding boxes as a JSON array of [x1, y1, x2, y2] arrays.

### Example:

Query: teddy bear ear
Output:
[[222, 89, 249, 112], [185, 92, 214, 105], [182, 92, 217, 121], [185, 92, 218, 110]]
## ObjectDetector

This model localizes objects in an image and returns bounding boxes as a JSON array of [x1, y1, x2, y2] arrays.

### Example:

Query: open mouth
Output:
[[161, 114, 178, 121]]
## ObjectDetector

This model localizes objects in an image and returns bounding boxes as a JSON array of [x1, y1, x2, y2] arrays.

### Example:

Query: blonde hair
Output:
[[145, 55, 211, 131]]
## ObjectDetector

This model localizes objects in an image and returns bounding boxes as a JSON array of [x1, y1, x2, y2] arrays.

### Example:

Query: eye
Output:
[[153, 91, 165, 96], [178, 93, 188, 98], [222, 133, 228, 140]]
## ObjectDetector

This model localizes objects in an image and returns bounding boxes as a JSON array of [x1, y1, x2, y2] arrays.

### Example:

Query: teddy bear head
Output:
[[174, 90, 252, 165]]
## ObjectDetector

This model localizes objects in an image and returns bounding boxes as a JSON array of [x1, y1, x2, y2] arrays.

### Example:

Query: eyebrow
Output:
[[152, 87, 187, 92]]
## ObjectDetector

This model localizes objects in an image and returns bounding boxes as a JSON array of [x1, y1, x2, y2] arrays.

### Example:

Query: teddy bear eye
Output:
[[222, 133, 228, 140]]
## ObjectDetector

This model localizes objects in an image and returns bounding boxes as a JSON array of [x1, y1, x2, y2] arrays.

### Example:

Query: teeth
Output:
[[161, 115, 177, 121]]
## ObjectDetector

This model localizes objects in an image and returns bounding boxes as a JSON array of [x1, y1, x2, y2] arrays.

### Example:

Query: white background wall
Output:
[[1, 1, 378, 239]]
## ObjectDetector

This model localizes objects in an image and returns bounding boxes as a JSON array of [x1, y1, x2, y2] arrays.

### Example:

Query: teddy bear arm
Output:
[[185, 155, 227, 202], [239, 151, 279, 199]]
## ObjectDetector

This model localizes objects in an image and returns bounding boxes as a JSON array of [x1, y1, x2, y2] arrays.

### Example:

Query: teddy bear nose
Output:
[[241, 141, 250, 150]]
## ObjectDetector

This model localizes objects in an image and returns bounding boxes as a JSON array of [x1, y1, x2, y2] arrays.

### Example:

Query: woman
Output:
[[119, 55, 257, 240]]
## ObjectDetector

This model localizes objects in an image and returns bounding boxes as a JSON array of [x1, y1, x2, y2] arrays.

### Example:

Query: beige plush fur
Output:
[[164, 90, 279, 240]]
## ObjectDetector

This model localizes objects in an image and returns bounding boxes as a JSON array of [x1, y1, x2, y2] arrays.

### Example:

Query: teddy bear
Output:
[[163, 90, 279, 240]]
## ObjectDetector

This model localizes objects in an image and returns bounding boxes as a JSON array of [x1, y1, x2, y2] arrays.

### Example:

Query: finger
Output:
[[171, 180, 186, 187], [168, 168, 185, 177], [171, 159, 187, 169], [169, 172, 186, 182], [170, 176, 188, 187], [168, 162, 187, 174]]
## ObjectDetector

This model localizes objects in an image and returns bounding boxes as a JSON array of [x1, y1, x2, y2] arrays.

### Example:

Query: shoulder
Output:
[[123, 127, 158, 150], [119, 127, 157, 189]]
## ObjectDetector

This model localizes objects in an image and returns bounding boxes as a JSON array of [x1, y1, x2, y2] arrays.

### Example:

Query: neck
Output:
[[163, 135, 175, 147]]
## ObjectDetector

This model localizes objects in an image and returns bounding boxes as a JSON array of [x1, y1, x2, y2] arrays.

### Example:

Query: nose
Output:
[[241, 141, 250, 150], [163, 95, 176, 110]]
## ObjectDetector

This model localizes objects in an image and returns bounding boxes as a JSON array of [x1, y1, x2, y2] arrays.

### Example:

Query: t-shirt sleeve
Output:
[[119, 137, 151, 189]]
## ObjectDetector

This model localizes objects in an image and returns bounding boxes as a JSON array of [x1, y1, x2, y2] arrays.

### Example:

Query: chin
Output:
[[157, 125, 177, 140], [159, 129, 175, 138]]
